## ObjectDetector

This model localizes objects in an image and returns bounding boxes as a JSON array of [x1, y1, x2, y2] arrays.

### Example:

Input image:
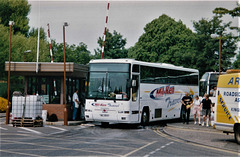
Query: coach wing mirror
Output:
[[132, 80, 137, 87]]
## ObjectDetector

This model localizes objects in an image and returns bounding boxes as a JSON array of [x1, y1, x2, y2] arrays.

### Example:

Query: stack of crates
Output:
[[12, 96, 25, 119], [12, 95, 43, 127], [25, 95, 43, 119]]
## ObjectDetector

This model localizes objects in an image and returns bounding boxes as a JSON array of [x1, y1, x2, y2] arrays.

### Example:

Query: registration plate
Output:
[[100, 114, 109, 117]]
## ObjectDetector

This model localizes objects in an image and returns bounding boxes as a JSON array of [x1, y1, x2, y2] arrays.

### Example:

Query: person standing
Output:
[[80, 92, 85, 120], [181, 92, 192, 124], [72, 89, 80, 121], [192, 95, 201, 125], [200, 94, 212, 127], [210, 86, 217, 97]]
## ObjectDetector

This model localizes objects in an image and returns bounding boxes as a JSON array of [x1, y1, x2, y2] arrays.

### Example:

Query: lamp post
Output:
[[211, 34, 222, 75], [23, 50, 32, 62], [6, 21, 14, 124], [63, 22, 68, 126]]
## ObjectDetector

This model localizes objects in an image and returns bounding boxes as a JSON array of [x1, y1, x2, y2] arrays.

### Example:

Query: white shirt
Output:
[[193, 99, 201, 106], [73, 92, 79, 108]]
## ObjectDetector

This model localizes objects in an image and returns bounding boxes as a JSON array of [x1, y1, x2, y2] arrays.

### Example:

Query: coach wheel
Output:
[[141, 109, 149, 126], [234, 124, 240, 144], [101, 122, 109, 127]]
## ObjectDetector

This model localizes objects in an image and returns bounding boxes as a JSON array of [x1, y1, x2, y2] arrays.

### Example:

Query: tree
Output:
[[28, 27, 47, 40], [52, 41, 91, 65], [213, 4, 240, 69], [0, 0, 30, 36], [0, 24, 50, 98], [0, 24, 9, 79], [193, 16, 237, 75], [95, 29, 128, 59], [213, 4, 240, 17], [128, 14, 197, 68]]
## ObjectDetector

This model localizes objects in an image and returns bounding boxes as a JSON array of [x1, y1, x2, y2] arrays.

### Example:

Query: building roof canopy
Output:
[[5, 62, 88, 78]]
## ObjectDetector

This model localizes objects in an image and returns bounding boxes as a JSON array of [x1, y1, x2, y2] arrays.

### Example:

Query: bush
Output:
[[0, 97, 11, 112]]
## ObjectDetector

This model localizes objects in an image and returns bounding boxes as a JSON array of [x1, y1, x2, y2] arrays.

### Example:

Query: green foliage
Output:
[[0, 24, 9, 79], [193, 16, 237, 75], [0, 82, 7, 98], [95, 29, 128, 59], [213, 4, 240, 69], [0, 0, 30, 36], [213, 5, 240, 17], [0, 1, 92, 99], [28, 27, 47, 40], [0, 23, 50, 98], [128, 14, 197, 68], [52, 41, 91, 65], [233, 54, 240, 68], [128, 14, 237, 76]]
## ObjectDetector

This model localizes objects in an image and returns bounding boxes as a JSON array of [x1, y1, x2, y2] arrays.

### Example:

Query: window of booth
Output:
[[66, 77, 83, 104], [27, 76, 85, 105], [27, 76, 61, 104]]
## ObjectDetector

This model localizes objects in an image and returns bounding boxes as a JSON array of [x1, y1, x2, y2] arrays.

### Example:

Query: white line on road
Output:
[[74, 126, 87, 130], [123, 141, 157, 157], [0, 127, 8, 130], [19, 127, 43, 135], [0, 149, 41, 157], [144, 142, 174, 157], [46, 125, 67, 131], [49, 131, 66, 135], [46, 126, 68, 135], [81, 123, 95, 127], [17, 131, 32, 134]]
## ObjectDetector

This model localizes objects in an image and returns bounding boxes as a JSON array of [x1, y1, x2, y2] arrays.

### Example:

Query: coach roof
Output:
[[89, 59, 198, 73]]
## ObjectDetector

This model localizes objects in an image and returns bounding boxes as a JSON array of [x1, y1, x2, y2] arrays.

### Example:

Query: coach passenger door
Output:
[[131, 74, 140, 122]]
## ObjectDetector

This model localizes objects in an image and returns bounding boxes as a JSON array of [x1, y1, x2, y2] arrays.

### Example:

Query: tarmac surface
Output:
[[1, 112, 239, 154], [163, 121, 239, 153]]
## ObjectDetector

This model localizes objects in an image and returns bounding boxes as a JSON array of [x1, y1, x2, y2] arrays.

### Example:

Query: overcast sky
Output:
[[28, 0, 238, 54]]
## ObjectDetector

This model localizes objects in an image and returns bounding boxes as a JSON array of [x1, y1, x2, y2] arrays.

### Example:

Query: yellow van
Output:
[[215, 70, 240, 144]]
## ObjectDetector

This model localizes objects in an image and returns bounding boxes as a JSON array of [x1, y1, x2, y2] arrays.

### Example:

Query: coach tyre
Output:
[[235, 124, 240, 144], [101, 122, 109, 127], [141, 109, 149, 126]]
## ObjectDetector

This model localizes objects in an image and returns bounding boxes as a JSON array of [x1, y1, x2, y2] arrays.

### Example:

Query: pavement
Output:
[[163, 120, 239, 153]]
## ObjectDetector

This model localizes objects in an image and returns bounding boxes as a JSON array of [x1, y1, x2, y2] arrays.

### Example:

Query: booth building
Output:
[[5, 62, 88, 120]]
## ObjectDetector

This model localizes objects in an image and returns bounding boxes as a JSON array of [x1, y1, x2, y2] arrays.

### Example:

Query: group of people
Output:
[[181, 92, 213, 127]]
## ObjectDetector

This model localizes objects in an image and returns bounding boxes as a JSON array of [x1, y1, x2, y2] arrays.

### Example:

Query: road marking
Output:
[[1, 139, 121, 156], [19, 127, 43, 135], [2, 132, 134, 150], [166, 125, 227, 135], [17, 131, 31, 134], [49, 131, 66, 135], [0, 149, 42, 157], [45, 126, 68, 135], [153, 127, 240, 156], [144, 142, 174, 157], [81, 123, 95, 127], [0, 127, 8, 130], [123, 141, 157, 157], [47, 125, 67, 131], [74, 125, 87, 130], [153, 129, 181, 142]]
